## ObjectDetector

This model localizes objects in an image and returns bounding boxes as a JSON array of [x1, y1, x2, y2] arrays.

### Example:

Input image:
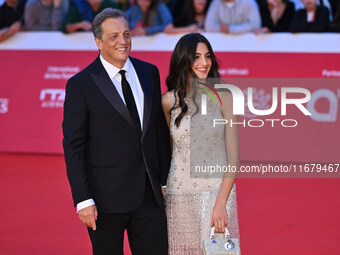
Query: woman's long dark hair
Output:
[[166, 33, 220, 127], [138, 0, 159, 27], [173, 0, 212, 27]]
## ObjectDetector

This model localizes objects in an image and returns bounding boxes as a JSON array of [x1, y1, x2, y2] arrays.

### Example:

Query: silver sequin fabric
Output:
[[166, 90, 240, 254]]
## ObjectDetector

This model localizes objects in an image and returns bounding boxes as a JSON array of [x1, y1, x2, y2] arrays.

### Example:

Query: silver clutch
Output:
[[203, 227, 241, 255]]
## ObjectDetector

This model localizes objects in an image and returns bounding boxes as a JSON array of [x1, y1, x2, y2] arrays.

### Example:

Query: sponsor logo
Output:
[[219, 68, 249, 76], [44, 66, 80, 80], [322, 69, 340, 78], [0, 98, 9, 114], [40, 89, 65, 108]]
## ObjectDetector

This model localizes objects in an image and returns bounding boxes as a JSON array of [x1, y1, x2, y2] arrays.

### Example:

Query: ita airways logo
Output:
[[40, 89, 65, 108], [197, 82, 222, 115], [0, 98, 9, 114]]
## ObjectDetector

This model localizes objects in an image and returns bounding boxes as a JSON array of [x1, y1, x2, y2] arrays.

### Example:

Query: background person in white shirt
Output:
[[205, 0, 261, 33]]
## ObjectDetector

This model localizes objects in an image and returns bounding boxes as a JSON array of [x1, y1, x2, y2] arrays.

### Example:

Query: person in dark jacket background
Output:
[[290, 0, 329, 32]]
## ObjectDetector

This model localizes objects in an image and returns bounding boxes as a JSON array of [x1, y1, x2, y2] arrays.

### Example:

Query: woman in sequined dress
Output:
[[161, 33, 240, 254]]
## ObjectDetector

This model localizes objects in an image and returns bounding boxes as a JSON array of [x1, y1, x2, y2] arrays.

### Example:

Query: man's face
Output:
[[86, 0, 102, 8], [194, 0, 207, 14], [6, 0, 18, 8], [95, 17, 131, 68], [40, 0, 53, 6], [137, 0, 151, 12]]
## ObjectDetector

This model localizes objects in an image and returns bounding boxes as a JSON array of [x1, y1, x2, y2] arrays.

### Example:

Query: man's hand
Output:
[[0, 27, 9, 37], [0, 22, 21, 42], [78, 205, 98, 230], [254, 27, 270, 35], [78, 21, 92, 31], [53, 0, 62, 8], [220, 24, 229, 34], [9, 21, 21, 34], [66, 20, 92, 33]]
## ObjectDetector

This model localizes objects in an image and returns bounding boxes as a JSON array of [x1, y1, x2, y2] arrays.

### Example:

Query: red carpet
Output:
[[0, 153, 339, 254]]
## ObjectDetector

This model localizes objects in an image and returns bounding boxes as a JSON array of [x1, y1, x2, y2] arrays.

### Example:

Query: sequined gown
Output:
[[166, 90, 240, 254]]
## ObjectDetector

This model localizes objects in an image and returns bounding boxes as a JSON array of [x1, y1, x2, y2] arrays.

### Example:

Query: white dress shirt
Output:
[[76, 55, 144, 213]]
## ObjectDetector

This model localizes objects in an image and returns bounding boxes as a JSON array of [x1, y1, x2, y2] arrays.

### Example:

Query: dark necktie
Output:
[[119, 70, 141, 130]]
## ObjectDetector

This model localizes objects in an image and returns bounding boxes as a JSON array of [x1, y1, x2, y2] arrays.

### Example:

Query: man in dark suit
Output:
[[62, 8, 170, 255]]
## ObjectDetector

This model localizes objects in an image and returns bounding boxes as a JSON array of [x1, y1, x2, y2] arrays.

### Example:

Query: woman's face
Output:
[[267, 0, 281, 7], [137, 0, 151, 12], [192, 42, 212, 79], [194, 0, 207, 14], [6, 0, 18, 8]]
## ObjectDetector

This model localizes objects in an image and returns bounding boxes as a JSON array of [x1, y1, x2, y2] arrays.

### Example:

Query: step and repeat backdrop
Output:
[[0, 32, 339, 163]]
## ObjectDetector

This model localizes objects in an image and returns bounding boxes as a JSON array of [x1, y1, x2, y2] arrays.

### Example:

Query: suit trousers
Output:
[[87, 174, 168, 255]]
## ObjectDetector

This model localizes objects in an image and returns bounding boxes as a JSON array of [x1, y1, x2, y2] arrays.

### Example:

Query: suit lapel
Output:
[[130, 57, 153, 139], [90, 56, 141, 134]]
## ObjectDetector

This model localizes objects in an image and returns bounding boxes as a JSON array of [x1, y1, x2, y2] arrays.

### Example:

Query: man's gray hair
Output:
[[92, 8, 128, 40]]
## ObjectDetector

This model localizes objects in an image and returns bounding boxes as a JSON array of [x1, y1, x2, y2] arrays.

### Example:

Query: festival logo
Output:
[[40, 89, 65, 108], [0, 98, 9, 114]]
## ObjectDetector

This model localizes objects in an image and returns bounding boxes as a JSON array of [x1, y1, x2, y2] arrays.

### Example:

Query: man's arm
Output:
[[63, 77, 91, 206], [63, 77, 98, 230], [0, 21, 21, 42], [61, 4, 92, 33], [153, 66, 171, 186]]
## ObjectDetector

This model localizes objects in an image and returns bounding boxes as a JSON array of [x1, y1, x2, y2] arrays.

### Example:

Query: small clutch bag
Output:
[[203, 227, 241, 255]]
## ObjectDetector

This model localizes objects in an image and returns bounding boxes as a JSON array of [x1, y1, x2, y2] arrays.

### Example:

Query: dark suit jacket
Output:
[[290, 6, 329, 32], [63, 56, 171, 213]]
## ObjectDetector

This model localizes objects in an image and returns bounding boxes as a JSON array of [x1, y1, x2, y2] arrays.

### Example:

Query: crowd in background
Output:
[[1, 0, 340, 42]]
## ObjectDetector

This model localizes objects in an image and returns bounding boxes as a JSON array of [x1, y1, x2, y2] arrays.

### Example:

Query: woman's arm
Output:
[[164, 23, 201, 34], [161, 91, 171, 129], [211, 91, 240, 233], [160, 91, 173, 194]]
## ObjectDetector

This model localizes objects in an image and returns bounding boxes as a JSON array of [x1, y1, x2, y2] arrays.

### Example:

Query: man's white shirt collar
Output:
[[99, 55, 133, 78]]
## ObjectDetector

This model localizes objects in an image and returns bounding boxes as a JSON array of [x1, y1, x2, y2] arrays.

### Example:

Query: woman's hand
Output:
[[131, 28, 146, 36], [254, 27, 270, 35], [188, 23, 199, 32], [211, 199, 227, 233]]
